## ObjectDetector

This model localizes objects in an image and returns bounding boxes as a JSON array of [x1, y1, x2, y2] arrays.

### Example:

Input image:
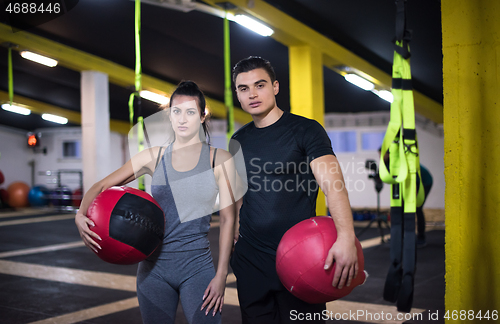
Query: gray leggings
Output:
[[136, 249, 221, 324]]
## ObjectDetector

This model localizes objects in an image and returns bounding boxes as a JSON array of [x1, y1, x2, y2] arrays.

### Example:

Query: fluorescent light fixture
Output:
[[42, 113, 68, 124], [1, 103, 31, 115], [20, 51, 58, 67], [229, 14, 274, 37], [344, 74, 374, 91], [140, 90, 170, 105], [375, 90, 394, 103]]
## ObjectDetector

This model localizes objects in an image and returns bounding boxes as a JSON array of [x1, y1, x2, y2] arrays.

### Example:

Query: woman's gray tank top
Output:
[[150, 142, 218, 256]]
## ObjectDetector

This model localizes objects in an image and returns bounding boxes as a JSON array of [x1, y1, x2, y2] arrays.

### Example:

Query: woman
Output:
[[75, 81, 237, 324]]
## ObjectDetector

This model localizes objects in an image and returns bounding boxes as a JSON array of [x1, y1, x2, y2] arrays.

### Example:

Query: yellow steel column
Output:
[[289, 45, 327, 215], [289, 45, 324, 124], [442, 0, 500, 317]]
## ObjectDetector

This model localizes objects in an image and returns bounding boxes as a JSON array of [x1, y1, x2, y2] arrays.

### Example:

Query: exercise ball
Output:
[[0, 170, 4, 185], [28, 185, 50, 207], [50, 186, 73, 207], [7, 182, 30, 208], [86, 186, 165, 265], [276, 216, 367, 304], [72, 188, 83, 207]]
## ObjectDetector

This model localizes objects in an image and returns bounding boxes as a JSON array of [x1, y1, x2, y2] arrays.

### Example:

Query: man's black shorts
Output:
[[230, 236, 326, 324]]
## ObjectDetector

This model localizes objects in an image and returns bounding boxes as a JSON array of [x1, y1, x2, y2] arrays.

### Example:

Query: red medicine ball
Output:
[[87, 186, 165, 265], [276, 216, 367, 304]]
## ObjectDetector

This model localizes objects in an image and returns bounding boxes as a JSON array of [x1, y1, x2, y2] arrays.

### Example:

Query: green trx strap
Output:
[[8, 47, 13, 105], [128, 0, 146, 190], [224, 11, 235, 146], [379, 0, 424, 313]]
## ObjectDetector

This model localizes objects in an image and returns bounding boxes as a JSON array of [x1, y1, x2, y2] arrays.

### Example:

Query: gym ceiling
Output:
[[0, 0, 443, 133]]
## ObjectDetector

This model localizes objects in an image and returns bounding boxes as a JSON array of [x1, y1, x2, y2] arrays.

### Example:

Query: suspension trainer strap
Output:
[[224, 10, 234, 146], [8, 47, 13, 105], [127, 0, 152, 190], [394, 0, 412, 60], [398, 40, 417, 314], [380, 0, 420, 312], [383, 130, 404, 303]]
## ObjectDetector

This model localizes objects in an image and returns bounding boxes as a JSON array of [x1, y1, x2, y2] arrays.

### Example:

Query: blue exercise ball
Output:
[[28, 185, 50, 207]]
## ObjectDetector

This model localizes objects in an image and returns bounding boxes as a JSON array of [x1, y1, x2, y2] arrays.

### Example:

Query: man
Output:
[[229, 56, 358, 323], [415, 164, 433, 247]]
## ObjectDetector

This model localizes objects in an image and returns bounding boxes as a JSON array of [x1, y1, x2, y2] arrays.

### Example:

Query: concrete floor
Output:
[[0, 208, 445, 324]]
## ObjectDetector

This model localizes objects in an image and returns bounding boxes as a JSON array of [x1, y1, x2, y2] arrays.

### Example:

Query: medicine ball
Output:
[[86, 186, 165, 265], [276, 216, 367, 304], [72, 188, 83, 207], [28, 185, 50, 207], [7, 182, 30, 208]]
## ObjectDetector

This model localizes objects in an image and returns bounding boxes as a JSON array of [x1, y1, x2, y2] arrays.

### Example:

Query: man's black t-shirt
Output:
[[231, 110, 335, 255]]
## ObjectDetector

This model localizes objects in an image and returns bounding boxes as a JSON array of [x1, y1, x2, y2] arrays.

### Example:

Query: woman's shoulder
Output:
[[133, 145, 165, 155], [211, 146, 231, 157], [133, 146, 169, 171], [210, 146, 232, 166], [135, 146, 167, 159]]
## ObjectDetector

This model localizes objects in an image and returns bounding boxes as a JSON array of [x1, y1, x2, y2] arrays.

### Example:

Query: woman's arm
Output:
[[214, 149, 237, 278], [201, 148, 236, 316], [75, 147, 161, 253]]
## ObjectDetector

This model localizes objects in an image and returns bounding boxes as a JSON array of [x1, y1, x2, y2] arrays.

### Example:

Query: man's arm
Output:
[[233, 198, 242, 244], [310, 154, 358, 289]]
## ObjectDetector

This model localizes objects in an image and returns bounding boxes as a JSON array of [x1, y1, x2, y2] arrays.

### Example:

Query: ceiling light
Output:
[[229, 14, 274, 37], [1, 103, 31, 115], [375, 90, 394, 103], [344, 74, 374, 91], [20, 51, 58, 67], [42, 113, 68, 124], [140, 90, 170, 105]]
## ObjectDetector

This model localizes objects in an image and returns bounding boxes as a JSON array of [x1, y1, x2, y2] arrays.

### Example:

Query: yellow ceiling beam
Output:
[[204, 0, 443, 124], [206, 97, 252, 125], [0, 23, 252, 125], [0, 90, 130, 134], [0, 90, 254, 134]]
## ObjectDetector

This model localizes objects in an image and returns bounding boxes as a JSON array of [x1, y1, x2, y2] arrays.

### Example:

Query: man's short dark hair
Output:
[[232, 56, 276, 84]]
